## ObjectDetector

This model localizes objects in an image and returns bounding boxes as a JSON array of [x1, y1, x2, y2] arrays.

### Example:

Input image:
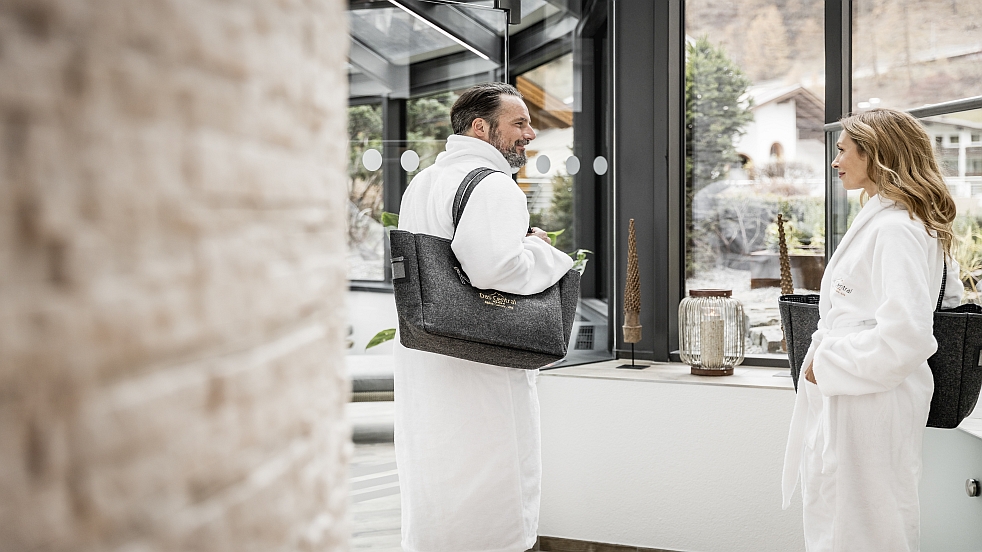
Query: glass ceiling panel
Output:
[[349, 7, 461, 66]]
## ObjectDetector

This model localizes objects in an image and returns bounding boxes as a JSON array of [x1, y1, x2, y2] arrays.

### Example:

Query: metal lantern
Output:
[[678, 289, 745, 376]]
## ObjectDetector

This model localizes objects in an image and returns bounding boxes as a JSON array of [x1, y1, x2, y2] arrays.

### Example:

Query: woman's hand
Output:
[[527, 226, 551, 245], [803, 361, 817, 385]]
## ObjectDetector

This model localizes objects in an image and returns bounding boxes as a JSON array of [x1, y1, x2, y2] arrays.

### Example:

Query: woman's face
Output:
[[832, 132, 876, 195]]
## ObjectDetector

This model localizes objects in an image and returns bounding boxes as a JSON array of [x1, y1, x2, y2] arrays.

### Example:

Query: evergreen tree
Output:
[[408, 92, 456, 175], [347, 104, 384, 219], [685, 36, 754, 276]]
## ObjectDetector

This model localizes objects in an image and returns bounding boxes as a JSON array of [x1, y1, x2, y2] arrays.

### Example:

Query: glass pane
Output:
[[923, 108, 982, 304], [825, 129, 862, 257], [517, 53, 575, 252], [685, 1, 826, 357], [827, 108, 982, 305], [407, 91, 458, 177], [852, 0, 982, 111], [349, 7, 460, 65], [347, 102, 385, 281], [346, 2, 506, 281], [517, 52, 611, 366]]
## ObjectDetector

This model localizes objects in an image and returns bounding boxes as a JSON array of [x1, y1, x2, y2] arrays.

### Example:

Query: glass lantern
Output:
[[678, 289, 745, 375]]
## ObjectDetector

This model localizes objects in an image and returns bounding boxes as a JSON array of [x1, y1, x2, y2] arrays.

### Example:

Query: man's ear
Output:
[[470, 117, 489, 139]]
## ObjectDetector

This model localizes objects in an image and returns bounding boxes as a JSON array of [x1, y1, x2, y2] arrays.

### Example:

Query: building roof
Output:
[[743, 83, 826, 140]]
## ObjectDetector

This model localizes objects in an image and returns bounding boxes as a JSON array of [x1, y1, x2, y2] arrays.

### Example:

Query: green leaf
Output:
[[381, 212, 400, 228], [569, 249, 592, 275], [366, 328, 396, 349], [545, 228, 565, 243]]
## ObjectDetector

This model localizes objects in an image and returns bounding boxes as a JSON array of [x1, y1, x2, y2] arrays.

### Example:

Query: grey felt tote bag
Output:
[[779, 262, 982, 429], [388, 167, 581, 370]]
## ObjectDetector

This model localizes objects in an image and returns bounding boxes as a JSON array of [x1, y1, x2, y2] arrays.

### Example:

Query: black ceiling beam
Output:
[[348, 36, 410, 98], [410, 50, 501, 97], [495, 0, 522, 24], [388, 0, 503, 65], [509, 12, 577, 75], [541, 0, 581, 18]]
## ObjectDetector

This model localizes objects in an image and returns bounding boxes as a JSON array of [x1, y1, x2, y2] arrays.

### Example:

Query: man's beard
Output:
[[490, 126, 529, 169]]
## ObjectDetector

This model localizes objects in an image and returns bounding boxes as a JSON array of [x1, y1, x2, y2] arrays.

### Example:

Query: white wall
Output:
[[737, 100, 798, 166], [539, 366, 982, 552], [538, 368, 805, 552], [921, 426, 982, 550]]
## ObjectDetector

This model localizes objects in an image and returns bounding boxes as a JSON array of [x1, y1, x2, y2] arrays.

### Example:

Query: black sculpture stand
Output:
[[616, 343, 645, 369]]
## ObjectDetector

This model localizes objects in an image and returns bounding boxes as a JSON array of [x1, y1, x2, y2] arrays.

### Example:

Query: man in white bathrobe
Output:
[[393, 83, 574, 552]]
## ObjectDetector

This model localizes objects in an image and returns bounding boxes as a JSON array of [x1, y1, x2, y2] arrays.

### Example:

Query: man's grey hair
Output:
[[450, 83, 523, 136]]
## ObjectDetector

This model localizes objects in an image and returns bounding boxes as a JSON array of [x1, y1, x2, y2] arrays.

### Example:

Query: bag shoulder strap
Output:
[[937, 257, 947, 312], [452, 167, 502, 233]]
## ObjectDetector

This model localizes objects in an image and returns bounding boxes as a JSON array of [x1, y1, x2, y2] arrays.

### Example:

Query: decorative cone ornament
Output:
[[777, 214, 793, 353], [618, 219, 643, 369], [777, 214, 794, 295]]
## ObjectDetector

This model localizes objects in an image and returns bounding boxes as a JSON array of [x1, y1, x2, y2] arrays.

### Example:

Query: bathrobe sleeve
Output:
[[451, 173, 574, 295], [943, 258, 964, 308], [813, 223, 939, 396]]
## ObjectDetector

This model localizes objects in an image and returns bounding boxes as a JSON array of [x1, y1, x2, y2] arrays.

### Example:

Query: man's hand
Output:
[[527, 226, 551, 245], [803, 361, 817, 385]]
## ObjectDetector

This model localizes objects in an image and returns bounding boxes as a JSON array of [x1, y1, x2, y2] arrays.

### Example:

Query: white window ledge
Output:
[[542, 359, 982, 439], [541, 359, 795, 391]]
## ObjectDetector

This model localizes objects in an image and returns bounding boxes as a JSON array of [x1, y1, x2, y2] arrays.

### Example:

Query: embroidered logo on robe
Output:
[[833, 278, 853, 297], [479, 291, 517, 309]]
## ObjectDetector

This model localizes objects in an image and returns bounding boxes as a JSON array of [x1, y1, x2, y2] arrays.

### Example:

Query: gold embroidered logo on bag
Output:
[[480, 291, 517, 309]]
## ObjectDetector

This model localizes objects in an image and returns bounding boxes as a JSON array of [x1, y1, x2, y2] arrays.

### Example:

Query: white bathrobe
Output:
[[782, 194, 962, 551], [393, 135, 573, 552]]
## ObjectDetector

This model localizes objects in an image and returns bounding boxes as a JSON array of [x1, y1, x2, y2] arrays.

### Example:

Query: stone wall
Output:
[[0, 1, 350, 550]]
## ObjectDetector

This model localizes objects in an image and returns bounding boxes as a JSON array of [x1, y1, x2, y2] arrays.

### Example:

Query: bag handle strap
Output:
[[937, 257, 947, 312], [452, 167, 502, 234]]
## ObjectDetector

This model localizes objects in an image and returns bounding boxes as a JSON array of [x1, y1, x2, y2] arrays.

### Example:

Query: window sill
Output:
[[539, 359, 794, 391], [670, 350, 790, 368]]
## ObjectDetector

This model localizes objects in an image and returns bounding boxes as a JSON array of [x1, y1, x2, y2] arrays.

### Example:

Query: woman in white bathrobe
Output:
[[394, 84, 573, 552], [783, 108, 961, 551]]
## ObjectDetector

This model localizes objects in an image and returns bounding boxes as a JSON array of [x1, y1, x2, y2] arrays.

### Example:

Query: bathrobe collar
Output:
[[830, 194, 891, 258], [820, 194, 894, 305], [435, 134, 514, 174]]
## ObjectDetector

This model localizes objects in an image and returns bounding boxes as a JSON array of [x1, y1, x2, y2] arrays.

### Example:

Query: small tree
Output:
[[685, 36, 754, 276], [407, 92, 456, 174], [347, 104, 384, 220], [528, 174, 574, 252], [548, 174, 574, 251]]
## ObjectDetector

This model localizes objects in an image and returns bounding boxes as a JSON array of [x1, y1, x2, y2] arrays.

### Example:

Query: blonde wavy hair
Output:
[[840, 108, 956, 257]]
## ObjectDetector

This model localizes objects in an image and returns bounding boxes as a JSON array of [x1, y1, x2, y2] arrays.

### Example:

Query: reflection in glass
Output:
[[518, 53, 575, 252], [347, 103, 384, 280], [922, 109, 982, 303], [407, 91, 457, 177], [345, 0, 505, 281], [828, 108, 982, 304], [852, 0, 982, 111], [685, 0, 825, 356]]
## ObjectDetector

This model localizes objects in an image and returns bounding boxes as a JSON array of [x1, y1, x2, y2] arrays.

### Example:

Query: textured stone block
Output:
[[0, 0, 351, 550]]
